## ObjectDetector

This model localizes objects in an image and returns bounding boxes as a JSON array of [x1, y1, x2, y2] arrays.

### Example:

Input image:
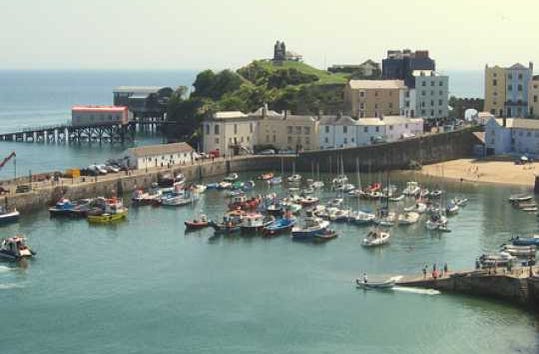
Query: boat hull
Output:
[[87, 211, 128, 224], [0, 211, 20, 224]]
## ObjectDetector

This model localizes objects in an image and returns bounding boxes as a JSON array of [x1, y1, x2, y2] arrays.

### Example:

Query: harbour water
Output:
[[0, 173, 538, 354]]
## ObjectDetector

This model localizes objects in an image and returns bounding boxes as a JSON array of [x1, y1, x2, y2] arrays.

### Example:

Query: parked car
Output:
[[0, 186, 9, 195], [88, 164, 107, 175], [257, 149, 276, 155], [208, 149, 220, 158], [105, 165, 120, 173]]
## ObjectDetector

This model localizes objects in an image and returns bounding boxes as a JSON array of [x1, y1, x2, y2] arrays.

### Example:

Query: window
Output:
[[439, 91, 443, 96], [325, 126, 329, 133], [535, 95, 538, 103], [287, 136, 292, 144], [324, 137, 329, 143], [360, 103, 365, 109], [359, 91, 365, 98], [438, 99, 443, 105], [421, 109, 426, 115], [527, 131, 531, 137], [422, 81, 426, 87], [493, 79, 497, 86], [305, 137, 310, 145], [439, 81, 443, 86], [405, 124, 408, 129], [431, 109, 435, 116], [295, 126, 301, 135], [344, 138, 348, 144], [247, 136, 250, 142], [389, 103, 393, 109], [508, 74, 513, 80], [430, 100, 434, 107], [214, 124, 220, 134], [240, 136, 244, 142], [518, 84, 523, 92], [405, 101, 410, 108], [430, 81, 435, 86], [343, 126, 348, 133], [304, 127, 310, 135], [421, 90, 426, 96], [351, 138, 355, 142], [249, 123, 253, 133], [287, 126, 292, 134], [493, 72, 497, 77], [266, 135, 269, 143], [438, 109, 442, 115], [215, 138, 219, 144], [518, 73, 523, 80], [374, 104, 378, 109], [364, 127, 368, 133], [272, 135, 276, 143], [375, 127, 379, 133], [508, 85, 512, 91], [405, 91, 410, 98], [389, 125, 393, 130], [375, 91, 379, 97], [234, 124, 238, 134], [205, 124, 210, 135]]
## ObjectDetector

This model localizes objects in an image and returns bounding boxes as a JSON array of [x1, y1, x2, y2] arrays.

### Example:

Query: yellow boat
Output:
[[87, 209, 128, 223]]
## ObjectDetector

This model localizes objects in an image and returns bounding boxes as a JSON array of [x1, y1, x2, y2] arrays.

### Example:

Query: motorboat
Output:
[[501, 244, 536, 257], [335, 183, 355, 193], [327, 198, 344, 208], [218, 181, 232, 190], [282, 201, 302, 214], [263, 216, 296, 236], [445, 202, 459, 216], [240, 213, 274, 233], [356, 278, 396, 290], [479, 252, 516, 268], [210, 216, 241, 235], [228, 195, 261, 211], [508, 194, 533, 203], [301, 187, 315, 195], [243, 180, 256, 190], [374, 208, 396, 227], [328, 208, 350, 222], [349, 210, 376, 225], [258, 172, 274, 180], [511, 235, 539, 246], [131, 189, 160, 206], [206, 182, 220, 190], [224, 173, 239, 182], [311, 181, 325, 189], [266, 203, 284, 216], [332, 174, 349, 186], [287, 174, 302, 183], [87, 197, 128, 223], [291, 217, 330, 240], [398, 211, 420, 225], [0, 235, 36, 260], [0, 206, 19, 225], [299, 196, 319, 207], [429, 189, 443, 198], [185, 214, 210, 230], [404, 202, 427, 214], [452, 197, 468, 207], [313, 229, 338, 242], [268, 176, 282, 185], [425, 213, 448, 231], [402, 181, 421, 196], [48, 198, 77, 217], [362, 228, 391, 247], [161, 190, 198, 206], [232, 181, 245, 190]]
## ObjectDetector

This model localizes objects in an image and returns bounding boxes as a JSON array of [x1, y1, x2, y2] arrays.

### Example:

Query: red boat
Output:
[[228, 195, 261, 211], [258, 172, 274, 180], [184, 215, 210, 230]]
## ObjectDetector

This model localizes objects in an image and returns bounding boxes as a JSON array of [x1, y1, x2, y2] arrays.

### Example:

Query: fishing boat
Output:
[[403, 181, 421, 196], [48, 198, 77, 217], [184, 214, 210, 230], [0, 235, 36, 260], [258, 172, 274, 180], [228, 195, 261, 211], [161, 190, 198, 206], [224, 173, 239, 182], [268, 176, 282, 185], [0, 206, 19, 225], [398, 211, 420, 225], [266, 203, 284, 216], [362, 228, 391, 247], [452, 197, 468, 207], [131, 189, 160, 206], [313, 229, 338, 242], [287, 174, 302, 183], [355, 277, 396, 290], [291, 217, 329, 240], [210, 216, 241, 235], [349, 210, 376, 225], [240, 213, 274, 233], [508, 194, 533, 203], [87, 198, 128, 223], [511, 235, 539, 246], [263, 216, 296, 236]]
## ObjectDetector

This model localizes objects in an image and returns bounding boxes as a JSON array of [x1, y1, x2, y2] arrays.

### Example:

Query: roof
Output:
[[249, 106, 284, 118], [72, 105, 127, 113], [508, 63, 529, 70], [382, 116, 423, 125], [127, 142, 193, 158], [319, 115, 357, 125], [213, 111, 248, 119], [113, 86, 167, 94], [357, 118, 386, 126], [348, 80, 405, 90], [473, 132, 485, 144], [285, 115, 317, 123]]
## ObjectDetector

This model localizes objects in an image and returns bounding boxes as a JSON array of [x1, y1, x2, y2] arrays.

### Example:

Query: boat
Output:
[[243, 180, 256, 190], [258, 172, 274, 180], [48, 198, 77, 217], [232, 181, 245, 190], [402, 181, 421, 196], [266, 203, 284, 216], [404, 202, 427, 214], [263, 216, 297, 236], [374, 208, 396, 227], [328, 208, 350, 222], [479, 253, 516, 268], [228, 195, 261, 211], [452, 197, 468, 207], [0, 235, 36, 260], [445, 202, 459, 216], [287, 174, 302, 183], [425, 213, 448, 231], [291, 217, 330, 240], [184, 214, 210, 230], [161, 190, 198, 206], [206, 182, 220, 190], [355, 278, 396, 290], [131, 189, 160, 206], [299, 196, 319, 207], [311, 181, 325, 189], [282, 201, 302, 214], [217, 181, 232, 190], [501, 244, 536, 257], [313, 229, 338, 242], [240, 213, 274, 233], [268, 176, 282, 185], [87, 198, 128, 223], [429, 189, 443, 198], [398, 211, 420, 225], [191, 184, 207, 194], [0, 206, 20, 225], [224, 173, 239, 182], [210, 216, 241, 235], [327, 198, 344, 208], [508, 194, 533, 203], [224, 189, 245, 198], [511, 235, 539, 246], [332, 174, 349, 186], [349, 210, 376, 225], [335, 183, 355, 193], [388, 194, 405, 202], [362, 228, 391, 247]]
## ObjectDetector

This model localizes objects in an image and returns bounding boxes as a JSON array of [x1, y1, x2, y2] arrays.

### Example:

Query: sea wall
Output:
[[297, 127, 479, 173]]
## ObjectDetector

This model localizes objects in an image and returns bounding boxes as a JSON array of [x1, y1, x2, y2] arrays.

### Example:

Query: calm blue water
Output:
[[0, 173, 538, 353]]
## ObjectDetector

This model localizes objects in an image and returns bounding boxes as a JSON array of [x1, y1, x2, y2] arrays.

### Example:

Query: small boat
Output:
[[218, 181, 232, 190], [501, 244, 536, 257], [225, 189, 245, 198], [301, 187, 315, 195], [445, 202, 459, 216], [0, 206, 20, 225], [240, 213, 274, 233], [425, 213, 448, 231], [287, 174, 302, 183], [388, 194, 405, 202], [508, 194, 533, 203], [282, 201, 302, 214], [258, 172, 274, 180], [48, 198, 76, 216], [0, 235, 36, 260], [313, 229, 338, 242], [403, 181, 421, 196], [161, 190, 198, 206], [311, 181, 325, 189], [335, 183, 355, 192], [291, 217, 330, 240], [299, 196, 319, 207], [191, 184, 207, 194], [452, 197, 468, 207], [263, 216, 296, 236], [362, 228, 391, 247], [131, 189, 160, 206], [332, 174, 349, 186], [266, 203, 284, 216], [511, 235, 539, 246], [404, 202, 427, 214], [429, 189, 443, 198], [232, 181, 245, 190], [327, 198, 344, 208], [349, 210, 376, 225], [398, 211, 420, 225], [356, 278, 396, 290], [209, 216, 241, 235], [479, 252, 516, 268], [224, 173, 239, 182], [328, 208, 350, 222], [268, 176, 282, 185], [228, 195, 261, 211], [206, 182, 220, 190], [243, 180, 256, 190], [185, 214, 210, 230], [374, 208, 396, 227], [87, 198, 128, 224]]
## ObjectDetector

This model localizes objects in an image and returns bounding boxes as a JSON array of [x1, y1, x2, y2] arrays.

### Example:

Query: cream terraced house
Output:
[[126, 142, 194, 169], [344, 80, 405, 118], [202, 111, 261, 155]]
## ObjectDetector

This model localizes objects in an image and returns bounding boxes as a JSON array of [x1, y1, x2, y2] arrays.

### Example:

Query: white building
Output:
[[202, 111, 260, 155], [400, 70, 449, 120], [319, 115, 424, 149], [71, 106, 130, 127], [485, 118, 539, 156], [126, 142, 194, 169]]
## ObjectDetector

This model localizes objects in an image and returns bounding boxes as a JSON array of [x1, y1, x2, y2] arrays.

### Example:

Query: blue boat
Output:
[[206, 183, 220, 190], [511, 235, 539, 246], [268, 176, 282, 186], [0, 206, 19, 225], [48, 198, 76, 217], [291, 217, 330, 241], [263, 217, 296, 236]]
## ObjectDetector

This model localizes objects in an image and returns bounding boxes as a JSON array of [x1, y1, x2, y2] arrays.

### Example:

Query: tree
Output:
[[191, 69, 243, 101]]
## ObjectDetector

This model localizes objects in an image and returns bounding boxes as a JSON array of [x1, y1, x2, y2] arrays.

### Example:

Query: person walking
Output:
[[422, 266, 427, 279]]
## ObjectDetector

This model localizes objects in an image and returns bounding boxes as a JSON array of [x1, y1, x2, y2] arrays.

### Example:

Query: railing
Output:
[[21, 121, 72, 133]]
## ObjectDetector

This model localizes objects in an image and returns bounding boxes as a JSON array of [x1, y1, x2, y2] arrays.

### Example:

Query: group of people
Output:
[[422, 263, 448, 279]]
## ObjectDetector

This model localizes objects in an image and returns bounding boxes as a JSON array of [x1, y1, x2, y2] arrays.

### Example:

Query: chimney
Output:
[[503, 117, 506, 127], [530, 62, 534, 72], [262, 103, 268, 117]]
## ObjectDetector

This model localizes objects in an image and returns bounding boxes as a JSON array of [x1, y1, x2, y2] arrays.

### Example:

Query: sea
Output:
[[3, 70, 537, 354]]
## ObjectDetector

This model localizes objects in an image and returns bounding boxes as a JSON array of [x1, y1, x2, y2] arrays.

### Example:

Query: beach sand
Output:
[[417, 159, 538, 187]]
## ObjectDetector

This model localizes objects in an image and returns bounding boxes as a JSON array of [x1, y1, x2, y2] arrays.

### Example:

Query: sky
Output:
[[1, 0, 538, 72]]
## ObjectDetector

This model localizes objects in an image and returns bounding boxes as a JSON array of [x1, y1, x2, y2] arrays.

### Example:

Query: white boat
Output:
[[404, 202, 427, 214], [161, 190, 198, 206], [388, 194, 405, 202], [328, 208, 350, 222], [335, 183, 355, 192], [224, 173, 239, 182], [332, 174, 349, 186], [327, 198, 344, 208], [429, 189, 443, 198], [0, 206, 20, 225], [218, 181, 232, 190], [501, 244, 537, 257], [312, 181, 325, 189], [403, 181, 421, 196], [349, 210, 376, 225], [398, 211, 420, 225], [508, 194, 533, 203], [445, 202, 459, 216], [287, 174, 302, 183], [426, 214, 448, 231], [291, 217, 330, 240], [0, 235, 36, 260], [356, 278, 396, 290], [192, 184, 207, 194], [452, 197, 468, 207], [362, 228, 391, 247], [240, 213, 274, 233]]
